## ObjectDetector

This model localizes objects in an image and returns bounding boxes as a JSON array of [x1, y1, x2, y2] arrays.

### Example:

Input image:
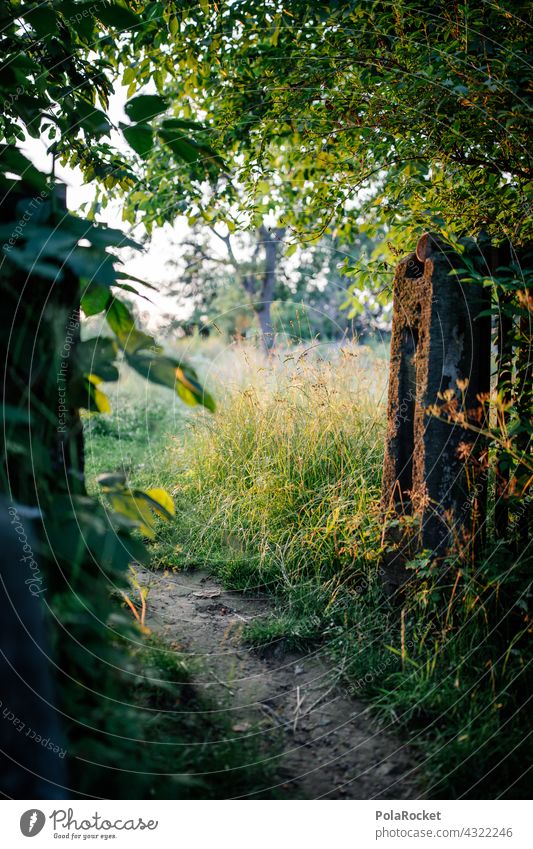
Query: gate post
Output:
[[381, 234, 491, 595]]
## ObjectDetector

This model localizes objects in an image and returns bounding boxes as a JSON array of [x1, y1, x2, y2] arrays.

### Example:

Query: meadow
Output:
[[85, 338, 531, 799]]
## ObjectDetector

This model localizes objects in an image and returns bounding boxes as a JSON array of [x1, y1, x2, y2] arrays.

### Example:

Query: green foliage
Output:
[[119, 2, 531, 242], [120, 0, 532, 338], [380, 542, 532, 798], [84, 389, 184, 515], [1, 1, 225, 220], [98, 472, 175, 538], [162, 224, 386, 343], [0, 0, 224, 797], [2, 0, 530, 801], [426, 245, 533, 545], [0, 176, 220, 796], [125, 94, 169, 123], [62, 627, 278, 799]]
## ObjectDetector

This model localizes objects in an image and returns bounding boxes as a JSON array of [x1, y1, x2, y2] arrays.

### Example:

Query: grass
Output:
[[86, 338, 532, 800], [69, 626, 281, 800], [84, 365, 187, 487], [152, 340, 386, 580], [81, 358, 282, 799]]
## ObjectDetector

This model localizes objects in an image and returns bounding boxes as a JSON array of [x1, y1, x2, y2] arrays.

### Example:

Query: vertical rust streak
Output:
[[515, 294, 532, 546], [495, 266, 513, 539]]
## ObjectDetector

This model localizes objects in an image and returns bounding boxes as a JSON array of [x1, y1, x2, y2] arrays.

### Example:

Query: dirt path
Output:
[[139, 567, 421, 800]]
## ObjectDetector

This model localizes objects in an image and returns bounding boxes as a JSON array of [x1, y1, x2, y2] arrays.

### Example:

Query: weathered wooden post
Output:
[[381, 234, 491, 594], [1, 184, 70, 796]]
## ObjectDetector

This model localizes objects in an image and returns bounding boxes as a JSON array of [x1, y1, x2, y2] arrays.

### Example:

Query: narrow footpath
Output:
[[140, 567, 421, 800]]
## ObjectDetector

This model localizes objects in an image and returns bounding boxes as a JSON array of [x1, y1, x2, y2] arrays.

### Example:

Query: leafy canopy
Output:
[[120, 1, 532, 249]]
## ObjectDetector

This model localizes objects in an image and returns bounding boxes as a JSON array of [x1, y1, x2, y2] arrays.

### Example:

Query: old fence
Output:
[[381, 233, 497, 594]]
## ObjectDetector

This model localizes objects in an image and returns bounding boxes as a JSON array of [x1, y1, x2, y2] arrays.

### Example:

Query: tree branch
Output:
[[209, 225, 239, 269]]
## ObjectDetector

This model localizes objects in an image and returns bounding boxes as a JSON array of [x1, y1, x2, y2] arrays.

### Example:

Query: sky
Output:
[[21, 85, 191, 329]]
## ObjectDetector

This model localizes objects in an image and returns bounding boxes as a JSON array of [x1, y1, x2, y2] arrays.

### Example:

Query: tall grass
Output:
[[155, 341, 531, 800], [86, 339, 531, 799], [162, 342, 386, 590], [81, 354, 281, 799]]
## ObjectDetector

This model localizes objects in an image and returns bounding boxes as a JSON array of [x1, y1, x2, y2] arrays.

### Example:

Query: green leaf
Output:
[[158, 123, 224, 169], [106, 298, 135, 338], [158, 130, 202, 164], [66, 247, 118, 286], [125, 94, 168, 123], [121, 326, 159, 354], [64, 216, 138, 250], [81, 284, 112, 316], [112, 281, 153, 303], [105, 298, 156, 352], [75, 337, 119, 382], [175, 364, 216, 412], [126, 352, 215, 411], [122, 66, 136, 86], [6, 226, 78, 261], [123, 124, 153, 157], [73, 98, 111, 136], [97, 479, 175, 539], [169, 15, 179, 37], [60, 0, 96, 38], [3, 248, 63, 280], [26, 6, 58, 37], [109, 492, 157, 538], [115, 271, 158, 291], [0, 146, 49, 190], [97, 472, 127, 489], [161, 117, 205, 132], [96, 2, 139, 30]]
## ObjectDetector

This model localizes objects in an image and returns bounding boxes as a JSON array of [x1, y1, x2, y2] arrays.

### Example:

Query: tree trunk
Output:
[[381, 235, 491, 594], [255, 225, 284, 352], [255, 301, 274, 352]]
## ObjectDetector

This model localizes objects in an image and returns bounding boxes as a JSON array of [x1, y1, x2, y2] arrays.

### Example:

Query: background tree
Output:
[[128, 0, 531, 537], [159, 223, 385, 345]]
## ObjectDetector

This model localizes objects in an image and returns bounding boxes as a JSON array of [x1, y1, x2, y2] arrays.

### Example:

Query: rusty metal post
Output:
[[381, 234, 491, 595]]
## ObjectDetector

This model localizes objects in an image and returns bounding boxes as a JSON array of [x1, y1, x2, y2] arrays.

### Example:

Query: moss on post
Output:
[[381, 235, 491, 595]]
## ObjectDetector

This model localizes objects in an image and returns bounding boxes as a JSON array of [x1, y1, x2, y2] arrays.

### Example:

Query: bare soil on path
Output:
[[140, 567, 421, 800]]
